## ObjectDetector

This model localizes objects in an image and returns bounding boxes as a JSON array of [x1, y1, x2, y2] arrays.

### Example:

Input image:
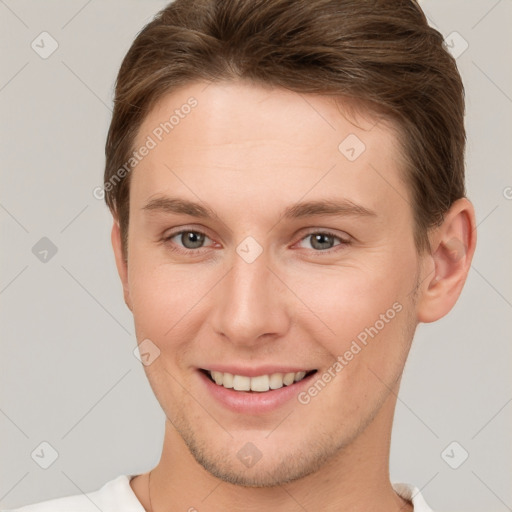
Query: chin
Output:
[[179, 421, 349, 488], [191, 446, 329, 487]]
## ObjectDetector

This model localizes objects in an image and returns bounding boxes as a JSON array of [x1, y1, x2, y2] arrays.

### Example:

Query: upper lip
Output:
[[199, 365, 316, 377]]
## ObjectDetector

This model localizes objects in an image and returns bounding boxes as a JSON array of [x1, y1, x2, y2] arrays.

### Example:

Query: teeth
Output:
[[208, 370, 310, 392], [269, 373, 284, 389], [283, 372, 295, 386], [211, 371, 223, 385], [232, 375, 251, 391], [294, 371, 306, 382], [222, 372, 234, 388], [250, 375, 269, 392]]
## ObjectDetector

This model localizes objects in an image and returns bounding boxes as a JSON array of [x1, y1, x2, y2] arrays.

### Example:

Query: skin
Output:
[[111, 80, 476, 511]]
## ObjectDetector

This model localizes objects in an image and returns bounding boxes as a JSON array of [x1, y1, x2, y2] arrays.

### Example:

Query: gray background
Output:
[[1, 0, 511, 510]]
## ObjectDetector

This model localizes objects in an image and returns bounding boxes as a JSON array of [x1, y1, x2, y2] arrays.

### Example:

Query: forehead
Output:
[[130, 80, 409, 220]]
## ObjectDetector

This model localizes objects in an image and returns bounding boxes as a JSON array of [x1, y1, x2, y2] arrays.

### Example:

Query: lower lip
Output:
[[197, 370, 316, 414]]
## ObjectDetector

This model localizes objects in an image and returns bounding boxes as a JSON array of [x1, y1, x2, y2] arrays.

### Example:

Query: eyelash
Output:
[[161, 229, 351, 256]]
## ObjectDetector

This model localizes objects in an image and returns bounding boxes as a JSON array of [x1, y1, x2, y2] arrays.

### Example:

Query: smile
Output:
[[201, 369, 317, 392]]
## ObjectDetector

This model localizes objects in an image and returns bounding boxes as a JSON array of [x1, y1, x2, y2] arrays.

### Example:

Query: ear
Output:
[[111, 220, 132, 311], [416, 198, 477, 323]]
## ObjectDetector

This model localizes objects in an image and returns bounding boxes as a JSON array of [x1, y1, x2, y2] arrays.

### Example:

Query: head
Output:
[[105, 0, 476, 487]]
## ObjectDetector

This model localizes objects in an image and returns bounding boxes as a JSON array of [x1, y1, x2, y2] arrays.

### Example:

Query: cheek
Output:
[[298, 297, 414, 426], [284, 249, 417, 391], [286, 258, 414, 343], [127, 250, 218, 344]]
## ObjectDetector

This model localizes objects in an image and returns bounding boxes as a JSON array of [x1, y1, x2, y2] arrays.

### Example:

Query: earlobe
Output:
[[416, 198, 477, 323], [111, 220, 133, 311]]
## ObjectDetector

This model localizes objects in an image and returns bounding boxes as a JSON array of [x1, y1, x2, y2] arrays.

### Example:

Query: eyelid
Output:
[[163, 224, 214, 240], [297, 228, 351, 243]]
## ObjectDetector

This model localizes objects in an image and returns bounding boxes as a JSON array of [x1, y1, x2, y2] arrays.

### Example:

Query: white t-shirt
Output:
[[2, 475, 434, 511]]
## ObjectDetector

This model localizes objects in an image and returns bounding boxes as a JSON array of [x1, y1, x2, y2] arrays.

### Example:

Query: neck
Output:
[[133, 392, 412, 512]]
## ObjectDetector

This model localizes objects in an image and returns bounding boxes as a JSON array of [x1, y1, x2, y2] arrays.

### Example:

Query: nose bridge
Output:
[[211, 244, 289, 344]]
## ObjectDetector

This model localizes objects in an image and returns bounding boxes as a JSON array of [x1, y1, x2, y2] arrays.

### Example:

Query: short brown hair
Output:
[[104, 0, 465, 259]]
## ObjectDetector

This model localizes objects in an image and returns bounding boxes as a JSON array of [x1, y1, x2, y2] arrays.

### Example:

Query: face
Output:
[[117, 81, 423, 486]]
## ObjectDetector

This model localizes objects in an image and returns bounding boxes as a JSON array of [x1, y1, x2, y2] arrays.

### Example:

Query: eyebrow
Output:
[[141, 196, 377, 220]]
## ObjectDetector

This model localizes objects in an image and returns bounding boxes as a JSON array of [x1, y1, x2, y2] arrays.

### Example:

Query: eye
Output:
[[296, 231, 350, 251], [163, 230, 213, 252], [162, 228, 350, 255]]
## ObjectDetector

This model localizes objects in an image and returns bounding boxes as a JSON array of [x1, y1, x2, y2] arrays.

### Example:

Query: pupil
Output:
[[312, 233, 333, 250], [183, 231, 204, 249]]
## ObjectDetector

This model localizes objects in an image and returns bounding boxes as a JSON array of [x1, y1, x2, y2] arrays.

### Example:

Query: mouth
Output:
[[199, 368, 318, 393]]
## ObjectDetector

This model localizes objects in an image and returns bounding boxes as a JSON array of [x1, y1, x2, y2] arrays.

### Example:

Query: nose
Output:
[[210, 246, 291, 347]]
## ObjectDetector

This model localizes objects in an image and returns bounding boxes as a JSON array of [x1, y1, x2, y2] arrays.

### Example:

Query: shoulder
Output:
[[1, 474, 143, 512], [2, 492, 94, 512], [393, 482, 436, 512]]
